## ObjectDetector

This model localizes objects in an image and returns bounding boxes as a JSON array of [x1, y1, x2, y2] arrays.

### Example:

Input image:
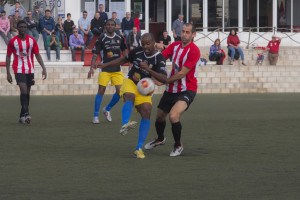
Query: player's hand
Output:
[[42, 68, 47, 80], [7, 73, 12, 84], [140, 62, 150, 71], [152, 77, 164, 86], [88, 68, 94, 79], [96, 63, 105, 69]]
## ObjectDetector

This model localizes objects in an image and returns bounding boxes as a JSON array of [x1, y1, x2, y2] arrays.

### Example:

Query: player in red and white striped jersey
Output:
[[142, 23, 200, 156], [6, 20, 47, 124]]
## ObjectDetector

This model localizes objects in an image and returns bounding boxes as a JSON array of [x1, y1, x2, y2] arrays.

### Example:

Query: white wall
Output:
[[65, 0, 81, 27]]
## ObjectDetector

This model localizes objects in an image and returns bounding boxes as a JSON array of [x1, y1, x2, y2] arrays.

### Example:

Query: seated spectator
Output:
[[78, 11, 93, 49], [69, 28, 85, 61], [227, 29, 246, 65], [209, 39, 225, 65], [10, 2, 24, 18], [63, 13, 75, 46], [128, 27, 141, 50], [0, 10, 12, 45], [55, 17, 66, 49], [45, 32, 60, 61], [159, 30, 171, 51], [32, 5, 43, 25], [110, 12, 121, 35], [121, 12, 134, 41], [91, 12, 103, 36], [40, 9, 55, 49], [264, 35, 281, 65], [24, 11, 39, 42], [10, 10, 20, 37]]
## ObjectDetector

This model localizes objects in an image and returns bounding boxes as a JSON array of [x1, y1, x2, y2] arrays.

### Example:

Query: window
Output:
[[172, 0, 187, 23], [259, 0, 272, 32], [277, 0, 292, 32], [189, 0, 203, 30], [131, 0, 145, 29], [293, 0, 300, 32], [208, 0, 222, 31], [224, 0, 239, 31], [243, 0, 257, 31]]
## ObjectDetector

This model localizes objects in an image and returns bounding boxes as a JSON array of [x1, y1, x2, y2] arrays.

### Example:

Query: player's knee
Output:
[[141, 107, 151, 119], [98, 85, 106, 95], [169, 112, 180, 123], [123, 93, 135, 102]]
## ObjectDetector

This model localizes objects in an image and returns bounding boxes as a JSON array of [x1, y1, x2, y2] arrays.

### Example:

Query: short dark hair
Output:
[[15, 10, 19, 13], [141, 33, 155, 41], [83, 11, 87, 14], [163, 30, 168, 33], [112, 12, 117, 15], [17, 20, 27, 27], [67, 13, 71, 17], [15, 2, 20, 5], [106, 19, 116, 26], [51, 32, 56, 35], [45, 9, 51, 13], [1, 10, 6, 14], [99, 4, 104, 7], [184, 23, 196, 33], [34, 6, 39, 9]]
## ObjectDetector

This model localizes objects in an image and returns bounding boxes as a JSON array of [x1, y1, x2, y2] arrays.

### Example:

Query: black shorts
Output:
[[157, 90, 196, 113], [15, 73, 35, 86]]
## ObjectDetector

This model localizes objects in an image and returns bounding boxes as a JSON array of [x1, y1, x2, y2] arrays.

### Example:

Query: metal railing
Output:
[[194, 27, 300, 48]]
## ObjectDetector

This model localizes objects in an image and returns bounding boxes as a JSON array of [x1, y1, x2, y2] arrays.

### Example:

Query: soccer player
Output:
[[6, 20, 47, 124], [88, 19, 127, 123], [142, 23, 200, 156], [97, 33, 167, 159]]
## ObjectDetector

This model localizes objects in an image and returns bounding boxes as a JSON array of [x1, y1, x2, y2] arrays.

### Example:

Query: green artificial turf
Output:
[[0, 94, 299, 200]]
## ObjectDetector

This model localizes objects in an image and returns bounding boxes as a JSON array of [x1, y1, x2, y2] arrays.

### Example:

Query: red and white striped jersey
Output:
[[162, 41, 200, 93], [7, 35, 39, 74]]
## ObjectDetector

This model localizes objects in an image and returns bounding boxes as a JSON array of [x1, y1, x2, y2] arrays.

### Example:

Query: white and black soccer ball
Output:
[[137, 78, 155, 96]]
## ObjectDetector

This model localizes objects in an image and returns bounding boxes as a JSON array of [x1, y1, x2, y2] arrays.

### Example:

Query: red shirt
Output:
[[267, 40, 280, 53], [134, 18, 140, 32], [227, 34, 240, 47], [162, 41, 201, 93], [7, 35, 39, 74]]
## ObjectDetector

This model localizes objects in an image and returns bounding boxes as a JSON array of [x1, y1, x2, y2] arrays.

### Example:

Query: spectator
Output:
[[110, 12, 121, 35], [10, 2, 24, 18], [91, 12, 103, 36], [69, 28, 85, 61], [40, 9, 55, 49], [10, 11, 20, 37], [63, 13, 75, 46], [121, 12, 134, 41], [264, 35, 281, 65], [227, 29, 246, 65], [133, 12, 141, 35], [172, 14, 184, 41], [32, 5, 43, 23], [159, 30, 171, 51], [128, 27, 141, 50], [78, 11, 93, 49], [45, 32, 60, 61], [0, 10, 12, 45], [209, 39, 225, 65], [98, 4, 108, 25], [55, 17, 65, 49], [24, 11, 39, 42]]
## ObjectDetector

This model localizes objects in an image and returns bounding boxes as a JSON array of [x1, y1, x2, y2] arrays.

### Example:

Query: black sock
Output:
[[155, 120, 166, 141], [172, 122, 182, 147], [20, 93, 29, 115]]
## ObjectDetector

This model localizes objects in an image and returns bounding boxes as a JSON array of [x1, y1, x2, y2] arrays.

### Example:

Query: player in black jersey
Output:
[[88, 19, 127, 124], [97, 33, 167, 159]]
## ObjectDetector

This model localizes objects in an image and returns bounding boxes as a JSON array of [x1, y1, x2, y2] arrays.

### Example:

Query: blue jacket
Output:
[[121, 17, 134, 32], [39, 16, 55, 32]]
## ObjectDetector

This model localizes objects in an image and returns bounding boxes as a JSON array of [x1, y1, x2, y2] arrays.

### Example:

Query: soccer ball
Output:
[[137, 78, 155, 96]]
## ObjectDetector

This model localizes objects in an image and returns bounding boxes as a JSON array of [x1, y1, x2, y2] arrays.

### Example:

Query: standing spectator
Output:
[[55, 17, 65, 48], [10, 2, 24, 18], [264, 35, 281, 65], [209, 39, 224, 65], [110, 12, 121, 35], [133, 12, 141, 34], [69, 28, 85, 62], [121, 12, 134, 41], [78, 11, 93, 49], [98, 4, 108, 25], [10, 11, 20, 37], [91, 12, 103, 36], [172, 14, 184, 41], [45, 32, 60, 61], [227, 29, 246, 65], [0, 11, 12, 45], [40, 10, 55, 49], [24, 11, 39, 42], [128, 27, 141, 50], [32, 6, 43, 23], [159, 30, 171, 51], [63, 13, 75, 46]]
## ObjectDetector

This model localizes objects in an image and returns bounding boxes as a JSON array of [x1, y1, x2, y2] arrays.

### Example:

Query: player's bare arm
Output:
[[140, 62, 167, 84], [167, 66, 191, 84], [6, 55, 12, 84], [97, 57, 128, 69], [88, 53, 98, 78], [35, 53, 47, 79]]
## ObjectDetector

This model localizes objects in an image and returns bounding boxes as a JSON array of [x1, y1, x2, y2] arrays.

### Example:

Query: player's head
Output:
[[181, 23, 196, 45], [141, 33, 156, 56], [17, 20, 27, 35], [105, 19, 116, 34]]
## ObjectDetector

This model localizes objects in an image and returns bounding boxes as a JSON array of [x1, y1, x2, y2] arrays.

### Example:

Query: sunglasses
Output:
[[73, 31, 78, 33]]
